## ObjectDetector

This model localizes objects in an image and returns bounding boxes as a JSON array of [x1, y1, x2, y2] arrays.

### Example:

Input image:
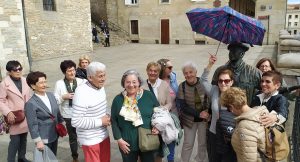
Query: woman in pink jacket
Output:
[[0, 60, 31, 162]]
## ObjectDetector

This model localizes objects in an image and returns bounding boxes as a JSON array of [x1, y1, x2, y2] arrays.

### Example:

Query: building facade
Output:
[[286, 4, 300, 35], [0, 0, 92, 79], [107, 0, 287, 45], [0, 0, 29, 80]]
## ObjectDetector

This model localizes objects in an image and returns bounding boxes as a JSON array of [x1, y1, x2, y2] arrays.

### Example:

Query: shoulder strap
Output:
[[182, 81, 186, 98], [147, 80, 155, 95]]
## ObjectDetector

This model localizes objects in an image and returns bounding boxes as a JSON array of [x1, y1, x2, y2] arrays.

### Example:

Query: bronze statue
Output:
[[212, 43, 262, 104]]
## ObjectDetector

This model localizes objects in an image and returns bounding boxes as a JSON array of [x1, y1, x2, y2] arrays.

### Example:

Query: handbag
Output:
[[4, 110, 25, 124], [49, 114, 67, 137], [138, 127, 160, 152]]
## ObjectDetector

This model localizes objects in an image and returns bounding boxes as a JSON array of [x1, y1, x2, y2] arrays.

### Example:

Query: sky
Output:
[[288, 0, 300, 4]]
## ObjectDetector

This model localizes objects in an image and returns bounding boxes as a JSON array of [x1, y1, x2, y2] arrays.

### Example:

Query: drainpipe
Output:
[[21, 0, 32, 71]]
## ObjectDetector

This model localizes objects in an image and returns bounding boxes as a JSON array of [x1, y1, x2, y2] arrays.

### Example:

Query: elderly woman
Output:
[[200, 55, 237, 162], [256, 58, 276, 73], [75, 54, 91, 79], [25, 71, 64, 155], [144, 61, 172, 162], [176, 61, 209, 162], [220, 87, 268, 162], [0, 60, 31, 162], [111, 69, 159, 162]]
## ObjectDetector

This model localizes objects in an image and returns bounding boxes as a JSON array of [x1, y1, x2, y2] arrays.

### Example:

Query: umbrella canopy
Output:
[[186, 6, 266, 46]]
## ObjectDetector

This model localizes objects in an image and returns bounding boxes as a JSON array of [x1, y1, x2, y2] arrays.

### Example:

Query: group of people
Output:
[[0, 42, 290, 162], [92, 20, 110, 47]]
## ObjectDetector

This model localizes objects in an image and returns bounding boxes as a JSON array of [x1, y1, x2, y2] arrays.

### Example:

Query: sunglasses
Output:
[[167, 66, 173, 70], [218, 79, 232, 84], [11, 67, 23, 72]]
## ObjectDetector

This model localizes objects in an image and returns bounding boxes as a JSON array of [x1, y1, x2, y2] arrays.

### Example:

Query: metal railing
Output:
[[91, 17, 130, 38]]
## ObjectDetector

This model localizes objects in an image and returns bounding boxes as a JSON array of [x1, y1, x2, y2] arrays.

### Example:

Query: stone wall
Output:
[[108, 0, 287, 45], [0, 0, 29, 80], [90, 0, 107, 24], [24, 0, 92, 60]]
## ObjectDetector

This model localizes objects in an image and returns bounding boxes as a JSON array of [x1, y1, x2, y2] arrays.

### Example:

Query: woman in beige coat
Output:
[[220, 87, 268, 162]]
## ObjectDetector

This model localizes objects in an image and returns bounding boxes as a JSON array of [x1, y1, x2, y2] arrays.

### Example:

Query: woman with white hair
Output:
[[72, 62, 111, 162], [176, 61, 209, 162], [111, 69, 159, 162]]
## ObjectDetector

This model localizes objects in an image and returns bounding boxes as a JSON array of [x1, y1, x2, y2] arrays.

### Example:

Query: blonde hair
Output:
[[78, 54, 91, 68], [146, 62, 161, 72], [220, 87, 247, 109]]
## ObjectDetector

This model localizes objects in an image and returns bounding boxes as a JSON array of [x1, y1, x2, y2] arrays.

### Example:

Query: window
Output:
[[288, 22, 291, 27], [43, 0, 56, 11], [161, 0, 170, 3], [288, 15, 292, 19], [125, 0, 138, 5], [294, 30, 297, 35], [295, 22, 298, 26], [296, 15, 299, 19], [130, 20, 138, 35]]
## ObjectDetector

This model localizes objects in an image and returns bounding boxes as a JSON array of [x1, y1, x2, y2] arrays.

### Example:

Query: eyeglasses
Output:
[[167, 66, 173, 70], [259, 65, 270, 68], [11, 67, 23, 72], [218, 79, 232, 84]]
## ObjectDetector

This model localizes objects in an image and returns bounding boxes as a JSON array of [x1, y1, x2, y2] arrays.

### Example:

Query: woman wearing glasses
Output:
[[0, 60, 31, 162], [200, 55, 237, 162]]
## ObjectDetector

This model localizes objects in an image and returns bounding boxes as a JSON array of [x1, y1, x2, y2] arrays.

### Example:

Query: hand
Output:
[[151, 127, 159, 135], [7, 112, 16, 124], [207, 54, 217, 68], [117, 138, 130, 154], [200, 111, 210, 120], [36, 141, 45, 151], [260, 114, 277, 127], [101, 115, 111, 126], [62, 93, 74, 100]]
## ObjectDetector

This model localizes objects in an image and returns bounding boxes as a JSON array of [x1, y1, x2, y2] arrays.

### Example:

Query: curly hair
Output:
[[220, 87, 247, 109]]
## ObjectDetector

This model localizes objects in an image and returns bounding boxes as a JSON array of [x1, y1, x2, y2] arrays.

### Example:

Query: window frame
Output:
[[125, 0, 138, 5], [43, 0, 56, 11], [130, 20, 139, 35]]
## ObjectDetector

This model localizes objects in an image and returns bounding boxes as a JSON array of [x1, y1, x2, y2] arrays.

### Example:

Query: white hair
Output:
[[181, 61, 198, 73], [86, 62, 106, 77]]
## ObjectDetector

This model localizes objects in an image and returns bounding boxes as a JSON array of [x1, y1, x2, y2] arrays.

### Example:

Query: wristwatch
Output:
[[276, 114, 280, 123]]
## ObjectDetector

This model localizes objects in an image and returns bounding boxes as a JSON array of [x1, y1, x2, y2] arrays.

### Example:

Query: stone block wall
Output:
[[0, 0, 29, 80], [24, 0, 92, 60]]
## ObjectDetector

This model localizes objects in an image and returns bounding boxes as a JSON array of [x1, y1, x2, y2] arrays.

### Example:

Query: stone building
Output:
[[286, 4, 300, 35], [0, 0, 92, 79], [106, 0, 287, 45]]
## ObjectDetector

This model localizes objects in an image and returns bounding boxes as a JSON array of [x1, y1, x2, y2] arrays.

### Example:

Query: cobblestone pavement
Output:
[[0, 44, 276, 162]]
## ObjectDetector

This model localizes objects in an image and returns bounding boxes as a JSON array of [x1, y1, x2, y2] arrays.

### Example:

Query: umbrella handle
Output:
[[215, 15, 231, 56]]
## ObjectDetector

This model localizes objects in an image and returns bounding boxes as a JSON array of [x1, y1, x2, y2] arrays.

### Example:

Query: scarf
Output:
[[119, 89, 144, 127], [63, 78, 77, 107]]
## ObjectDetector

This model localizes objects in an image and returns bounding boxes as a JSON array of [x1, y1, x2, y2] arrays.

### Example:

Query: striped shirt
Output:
[[71, 82, 109, 146]]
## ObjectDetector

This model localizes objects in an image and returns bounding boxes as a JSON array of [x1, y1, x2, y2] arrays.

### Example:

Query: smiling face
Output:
[[65, 67, 76, 81], [124, 74, 140, 97], [261, 76, 280, 95], [147, 65, 159, 83], [183, 67, 197, 85], [218, 73, 233, 92], [32, 77, 47, 95], [88, 71, 106, 89]]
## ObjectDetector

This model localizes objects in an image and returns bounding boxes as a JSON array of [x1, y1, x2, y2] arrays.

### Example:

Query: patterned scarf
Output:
[[63, 78, 77, 107], [119, 88, 144, 126]]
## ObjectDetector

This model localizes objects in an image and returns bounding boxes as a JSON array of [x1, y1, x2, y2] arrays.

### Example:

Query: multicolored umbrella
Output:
[[186, 6, 266, 54]]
